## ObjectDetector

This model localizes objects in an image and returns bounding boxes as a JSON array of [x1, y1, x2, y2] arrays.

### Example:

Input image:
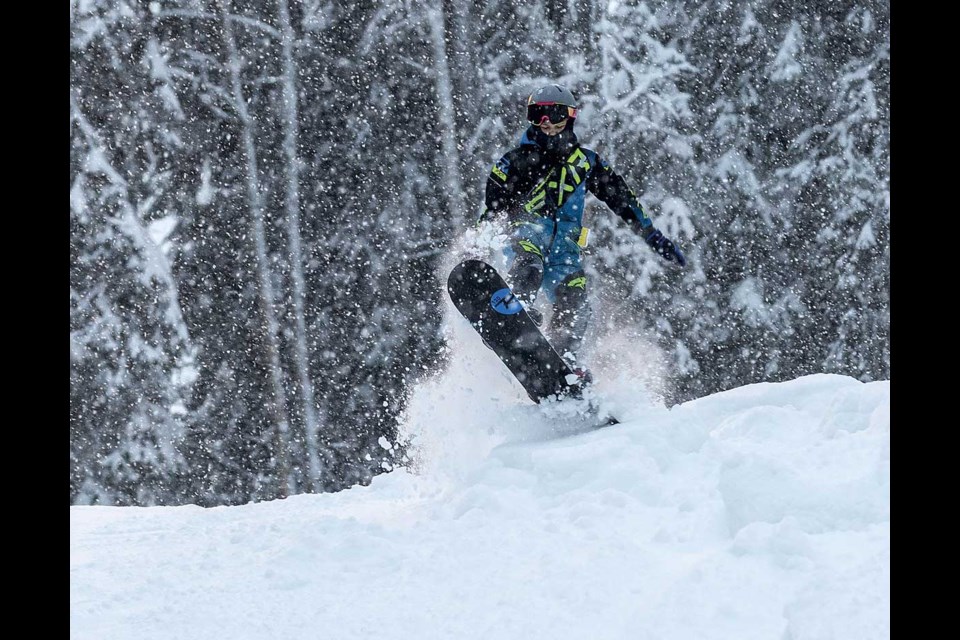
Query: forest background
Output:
[[69, 0, 889, 506]]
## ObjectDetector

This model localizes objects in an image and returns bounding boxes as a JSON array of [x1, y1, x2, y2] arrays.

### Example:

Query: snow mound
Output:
[[71, 372, 889, 640]]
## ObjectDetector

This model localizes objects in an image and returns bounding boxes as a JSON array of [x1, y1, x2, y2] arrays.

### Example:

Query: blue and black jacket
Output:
[[480, 125, 655, 238]]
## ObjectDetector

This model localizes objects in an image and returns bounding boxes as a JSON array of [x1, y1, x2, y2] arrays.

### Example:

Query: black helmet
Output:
[[526, 85, 579, 125]]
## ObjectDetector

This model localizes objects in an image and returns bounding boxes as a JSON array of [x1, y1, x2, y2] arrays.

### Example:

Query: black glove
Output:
[[645, 228, 686, 267]]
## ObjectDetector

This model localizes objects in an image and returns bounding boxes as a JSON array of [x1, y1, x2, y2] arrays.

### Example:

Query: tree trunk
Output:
[[217, 0, 292, 500], [276, 0, 325, 492], [425, 5, 464, 218]]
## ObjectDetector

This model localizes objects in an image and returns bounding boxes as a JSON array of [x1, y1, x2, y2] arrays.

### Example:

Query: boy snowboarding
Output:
[[477, 84, 687, 380]]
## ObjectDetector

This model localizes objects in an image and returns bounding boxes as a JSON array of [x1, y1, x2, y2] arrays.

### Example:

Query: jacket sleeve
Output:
[[586, 153, 655, 238], [478, 151, 522, 223]]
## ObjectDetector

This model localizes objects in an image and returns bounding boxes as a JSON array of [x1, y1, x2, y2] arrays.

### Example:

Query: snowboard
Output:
[[447, 259, 609, 416]]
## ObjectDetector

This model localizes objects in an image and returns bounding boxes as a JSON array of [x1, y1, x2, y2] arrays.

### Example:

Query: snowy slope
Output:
[[71, 362, 889, 639]]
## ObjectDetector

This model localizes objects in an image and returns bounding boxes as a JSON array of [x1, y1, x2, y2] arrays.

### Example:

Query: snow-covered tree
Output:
[[71, 1, 197, 505], [661, 0, 889, 400], [773, 3, 889, 381], [69, 0, 890, 504]]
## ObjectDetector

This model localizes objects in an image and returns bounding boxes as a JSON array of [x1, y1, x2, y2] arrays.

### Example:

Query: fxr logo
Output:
[[490, 288, 523, 315]]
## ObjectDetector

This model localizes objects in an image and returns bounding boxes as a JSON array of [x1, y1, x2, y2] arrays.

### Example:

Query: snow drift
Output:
[[71, 356, 889, 639]]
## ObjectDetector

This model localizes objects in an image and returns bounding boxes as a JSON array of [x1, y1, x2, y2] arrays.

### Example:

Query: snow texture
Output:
[[72, 312, 890, 640]]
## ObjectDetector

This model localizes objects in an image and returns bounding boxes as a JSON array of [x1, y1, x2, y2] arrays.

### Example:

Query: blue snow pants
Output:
[[503, 216, 590, 360]]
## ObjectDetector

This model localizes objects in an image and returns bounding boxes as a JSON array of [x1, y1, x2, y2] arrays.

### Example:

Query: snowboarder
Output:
[[477, 84, 687, 378]]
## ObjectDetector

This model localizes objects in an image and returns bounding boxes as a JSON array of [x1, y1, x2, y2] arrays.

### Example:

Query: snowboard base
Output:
[[447, 258, 581, 403]]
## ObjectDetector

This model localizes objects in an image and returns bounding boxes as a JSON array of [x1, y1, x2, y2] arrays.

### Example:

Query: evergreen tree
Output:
[[772, 3, 889, 381], [69, 0, 890, 504], [580, 0, 700, 399], [662, 0, 889, 400], [71, 1, 197, 505]]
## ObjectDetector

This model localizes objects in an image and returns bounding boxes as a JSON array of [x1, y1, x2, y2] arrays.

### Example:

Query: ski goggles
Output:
[[527, 102, 578, 125]]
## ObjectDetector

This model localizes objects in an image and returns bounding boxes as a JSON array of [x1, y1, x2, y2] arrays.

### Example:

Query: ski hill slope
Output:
[[71, 367, 890, 640]]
